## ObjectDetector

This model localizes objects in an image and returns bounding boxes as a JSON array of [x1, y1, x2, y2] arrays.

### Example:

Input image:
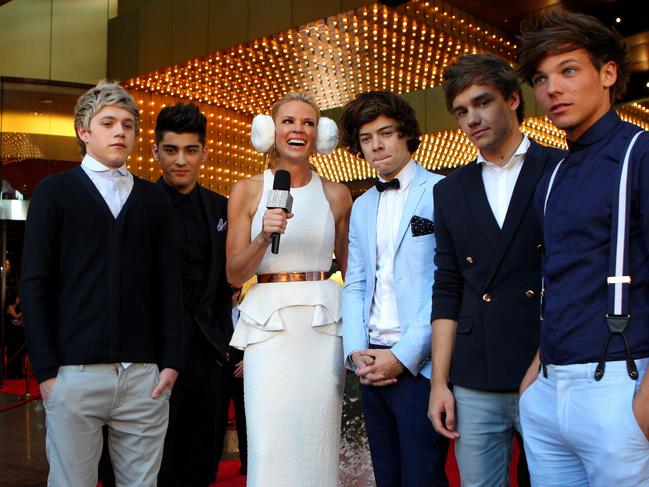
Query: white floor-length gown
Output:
[[230, 169, 344, 487]]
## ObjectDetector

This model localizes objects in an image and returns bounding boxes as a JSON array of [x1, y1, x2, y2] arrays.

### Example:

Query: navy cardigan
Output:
[[22, 166, 184, 382]]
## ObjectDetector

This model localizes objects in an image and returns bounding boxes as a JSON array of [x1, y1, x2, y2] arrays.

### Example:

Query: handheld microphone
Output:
[[266, 170, 293, 254]]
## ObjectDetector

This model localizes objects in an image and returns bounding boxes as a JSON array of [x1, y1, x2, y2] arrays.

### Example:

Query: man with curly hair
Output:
[[341, 91, 449, 487]]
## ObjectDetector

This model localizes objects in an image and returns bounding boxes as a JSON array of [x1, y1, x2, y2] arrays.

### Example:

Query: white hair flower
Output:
[[316, 117, 338, 155], [250, 114, 275, 153]]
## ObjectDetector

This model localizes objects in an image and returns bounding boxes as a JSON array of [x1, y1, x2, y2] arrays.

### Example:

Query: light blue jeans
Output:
[[519, 358, 649, 487], [454, 386, 522, 487]]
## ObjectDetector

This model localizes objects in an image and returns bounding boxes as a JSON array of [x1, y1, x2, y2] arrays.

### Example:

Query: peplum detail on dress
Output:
[[230, 169, 340, 350], [230, 279, 341, 349]]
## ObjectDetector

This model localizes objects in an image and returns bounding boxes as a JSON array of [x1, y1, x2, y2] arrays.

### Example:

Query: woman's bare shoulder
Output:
[[320, 176, 352, 216], [321, 177, 351, 200], [320, 176, 348, 193]]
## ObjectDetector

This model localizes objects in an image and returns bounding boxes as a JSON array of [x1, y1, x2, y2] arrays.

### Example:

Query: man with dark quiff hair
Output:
[[152, 102, 232, 487]]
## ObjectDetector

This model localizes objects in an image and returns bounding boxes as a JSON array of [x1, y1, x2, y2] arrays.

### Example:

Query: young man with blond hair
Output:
[[22, 80, 184, 486]]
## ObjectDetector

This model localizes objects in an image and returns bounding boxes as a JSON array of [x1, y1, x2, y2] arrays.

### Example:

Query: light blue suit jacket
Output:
[[342, 162, 443, 379]]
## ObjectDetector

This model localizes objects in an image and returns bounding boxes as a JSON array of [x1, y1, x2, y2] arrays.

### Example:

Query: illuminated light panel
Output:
[[128, 94, 649, 194], [619, 102, 649, 130], [1, 132, 44, 163], [125, 0, 515, 114], [123, 0, 649, 194]]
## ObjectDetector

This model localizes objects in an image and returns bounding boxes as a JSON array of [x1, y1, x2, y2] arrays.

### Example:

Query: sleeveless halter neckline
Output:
[[230, 169, 341, 349]]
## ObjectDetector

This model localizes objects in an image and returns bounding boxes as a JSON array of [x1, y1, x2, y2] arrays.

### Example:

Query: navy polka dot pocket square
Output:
[[410, 215, 434, 237]]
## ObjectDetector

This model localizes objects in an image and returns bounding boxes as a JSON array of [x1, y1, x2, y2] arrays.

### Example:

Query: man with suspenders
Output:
[[516, 10, 649, 486]]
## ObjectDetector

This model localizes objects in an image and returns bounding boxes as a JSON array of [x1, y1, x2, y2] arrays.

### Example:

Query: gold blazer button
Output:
[[525, 290, 536, 299], [482, 293, 491, 302], [466, 256, 474, 264]]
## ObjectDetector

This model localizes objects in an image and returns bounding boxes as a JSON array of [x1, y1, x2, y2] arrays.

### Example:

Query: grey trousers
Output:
[[43, 363, 170, 487]]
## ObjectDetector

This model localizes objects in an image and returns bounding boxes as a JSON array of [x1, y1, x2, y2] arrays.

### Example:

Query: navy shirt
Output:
[[537, 110, 649, 365]]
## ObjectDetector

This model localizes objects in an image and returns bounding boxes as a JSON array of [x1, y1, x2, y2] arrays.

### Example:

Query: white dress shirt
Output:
[[368, 159, 416, 346], [80, 154, 134, 218], [80, 154, 134, 367], [477, 135, 530, 228]]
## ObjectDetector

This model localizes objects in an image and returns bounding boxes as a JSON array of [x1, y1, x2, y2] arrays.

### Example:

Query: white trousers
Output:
[[519, 358, 649, 487]]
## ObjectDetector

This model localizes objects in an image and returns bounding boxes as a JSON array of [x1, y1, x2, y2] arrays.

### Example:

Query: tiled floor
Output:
[[0, 393, 48, 487]]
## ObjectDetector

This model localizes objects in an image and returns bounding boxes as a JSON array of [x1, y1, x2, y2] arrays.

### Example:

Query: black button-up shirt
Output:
[[160, 180, 211, 312], [536, 110, 649, 365]]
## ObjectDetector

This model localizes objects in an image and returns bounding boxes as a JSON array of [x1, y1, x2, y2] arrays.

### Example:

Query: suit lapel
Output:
[[483, 140, 544, 288], [395, 164, 427, 250], [461, 161, 500, 247]]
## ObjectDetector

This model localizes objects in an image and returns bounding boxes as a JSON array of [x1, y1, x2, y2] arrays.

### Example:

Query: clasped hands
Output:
[[351, 349, 404, 386]]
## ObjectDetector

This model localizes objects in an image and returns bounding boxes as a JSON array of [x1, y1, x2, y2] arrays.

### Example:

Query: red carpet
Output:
[[209, 442, 520, 486], [0, 377, 39, 396], [2, 378, 519, 487], [212, 459, 246, 486]]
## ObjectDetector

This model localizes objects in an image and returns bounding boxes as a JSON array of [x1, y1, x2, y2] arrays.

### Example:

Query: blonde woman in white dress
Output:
[[226, 92, 352, 487]]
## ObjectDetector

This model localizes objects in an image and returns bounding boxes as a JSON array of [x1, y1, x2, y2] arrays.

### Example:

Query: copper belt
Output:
[[257, 271, 329, 283]]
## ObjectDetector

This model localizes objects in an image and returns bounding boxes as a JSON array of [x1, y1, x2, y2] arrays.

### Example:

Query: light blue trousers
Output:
[[453, 386, 522, 487], [519, 358, 649, 487]]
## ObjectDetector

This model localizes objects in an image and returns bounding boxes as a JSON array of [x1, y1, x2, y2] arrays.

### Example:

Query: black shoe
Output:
[[239, 463, 247, 475]]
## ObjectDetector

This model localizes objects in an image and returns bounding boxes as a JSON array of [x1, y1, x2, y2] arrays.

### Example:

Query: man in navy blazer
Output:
[[341, 91, 449, 487], [427, 54, 564, 487]]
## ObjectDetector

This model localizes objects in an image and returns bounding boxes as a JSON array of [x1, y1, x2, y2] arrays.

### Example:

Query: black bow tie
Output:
[[375, 178, 400, 192]]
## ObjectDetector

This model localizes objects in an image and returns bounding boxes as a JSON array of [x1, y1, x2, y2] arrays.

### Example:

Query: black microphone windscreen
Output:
[[273, 170, 291, 191]]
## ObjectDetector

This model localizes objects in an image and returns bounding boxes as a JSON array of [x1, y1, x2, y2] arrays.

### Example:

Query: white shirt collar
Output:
[[476, 135, 530, 169], [81, 154, 128, 176], [378, 158, 417, 193]]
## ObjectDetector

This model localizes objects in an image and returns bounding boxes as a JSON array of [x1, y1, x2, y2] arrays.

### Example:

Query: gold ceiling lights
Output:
[[314, 115, 568, 181], [126, 97, 649, 193], [125, 1, 649, 194], [1, 132, 44, 164], [127, 0, 515, 114]]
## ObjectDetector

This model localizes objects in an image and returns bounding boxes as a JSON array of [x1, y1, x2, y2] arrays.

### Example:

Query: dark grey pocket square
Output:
[[411, 215, 434, 236]]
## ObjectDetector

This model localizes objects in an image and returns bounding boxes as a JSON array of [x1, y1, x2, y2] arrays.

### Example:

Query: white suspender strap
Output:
[[609, 130, 644, 315]]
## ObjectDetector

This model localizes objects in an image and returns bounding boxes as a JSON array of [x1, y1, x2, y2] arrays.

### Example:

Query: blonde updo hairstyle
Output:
[[267, 92, 321, 167]]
